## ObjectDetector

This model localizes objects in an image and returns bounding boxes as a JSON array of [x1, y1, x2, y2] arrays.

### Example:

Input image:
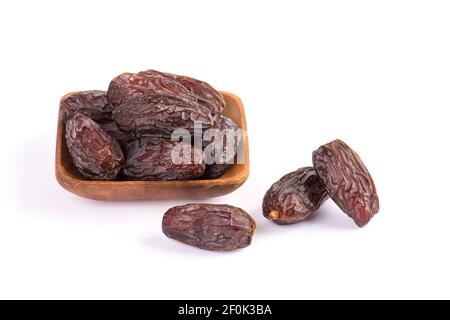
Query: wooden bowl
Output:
[[55, 92, 250, 200]]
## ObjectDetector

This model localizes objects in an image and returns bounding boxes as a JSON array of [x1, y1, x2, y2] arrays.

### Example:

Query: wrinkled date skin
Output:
[[312, 139, 380, 227], [162, 204, 255, 251], [123, 138, 205, 180], [263, 167, 329, 224], [108, 70, 219, 137], [203, 115, 241, 179], [65, 114, 124, 180], [107, 70, 224, 114], [112, 99, 217, 138], [61, 90, 113, 122], [100, 121, 134, 147], [144, 70, 225, 114]]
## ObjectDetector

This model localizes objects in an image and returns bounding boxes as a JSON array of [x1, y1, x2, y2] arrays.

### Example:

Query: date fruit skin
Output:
[[100, 121, 134, 147], [107, 70, 224, 114], [263, 167, 329, 225], [112, 98, 217, 138], [162, 204, 255, 251], [148, 70, 225, 114], [123, 138, 205, 180], [108, 70, 219, 137], [312, 139, 380, 227], [61, 90, 113, 122], [203, 115, 241, 179], [65, 113, 124, 180]]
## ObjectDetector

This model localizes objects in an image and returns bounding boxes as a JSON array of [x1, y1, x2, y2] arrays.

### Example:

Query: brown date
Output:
[[60, 90, 113, 122], [108, 70, 219, 137], [100, 121, 134, 147], [123, 137, 205, 180], [312, 139, 380, 227], [107, 71, 198, 109], [146, 70, 225, 114], [263, 167, 329, 225], [112, 98, 217, 138], [65, 113, 124, 180], [203, 115, 242, 179], [107, 70, 223, 114], [162, 204, 255, 251]]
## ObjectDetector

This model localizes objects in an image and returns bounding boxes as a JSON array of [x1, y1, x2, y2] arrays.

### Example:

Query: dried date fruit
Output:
[[65, 113, 124, 180], [263, 167, 329, 225], [108, 71, 198, 109], [110, 76, 210, 134], [60, 90, 113, 122], [106, 72, 134, 107], [123, 138, 205, 180], [112, 98, 217, 138], [107, 70, 223, 114], [162, 204, 255, 251], [100, 121, 134, 147], [203, 115, 242, 179], [108, 70, 219, 137], [312, 139, 380, 227], [146, 70, 225, 114]]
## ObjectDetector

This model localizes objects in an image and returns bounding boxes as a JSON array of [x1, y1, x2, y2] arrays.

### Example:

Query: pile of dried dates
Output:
[[162, 139, 379, 251], [60, 70, 380, 252], [61, 70, 241, 181]]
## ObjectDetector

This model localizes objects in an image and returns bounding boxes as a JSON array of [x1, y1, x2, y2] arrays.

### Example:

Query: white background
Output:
[[1, 0, 449, 300]]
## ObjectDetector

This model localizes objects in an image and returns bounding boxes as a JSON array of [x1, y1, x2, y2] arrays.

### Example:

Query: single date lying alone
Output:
[[162, 204, 255, 251]]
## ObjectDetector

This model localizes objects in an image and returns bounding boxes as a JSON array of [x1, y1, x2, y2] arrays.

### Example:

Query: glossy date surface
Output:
[[61, 90, 113, 122], [263, 167, 328, 224], [108, 70, 221, 137], [140, 69, 225, 114], [65, 113, 124, 180], [312, 139, 379, 227], [123, 137, 205, 180], [162, 204, 255, 251]]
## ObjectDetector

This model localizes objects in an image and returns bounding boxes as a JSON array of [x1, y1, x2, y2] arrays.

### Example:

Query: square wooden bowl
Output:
[[55, 92, 250, 200]]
